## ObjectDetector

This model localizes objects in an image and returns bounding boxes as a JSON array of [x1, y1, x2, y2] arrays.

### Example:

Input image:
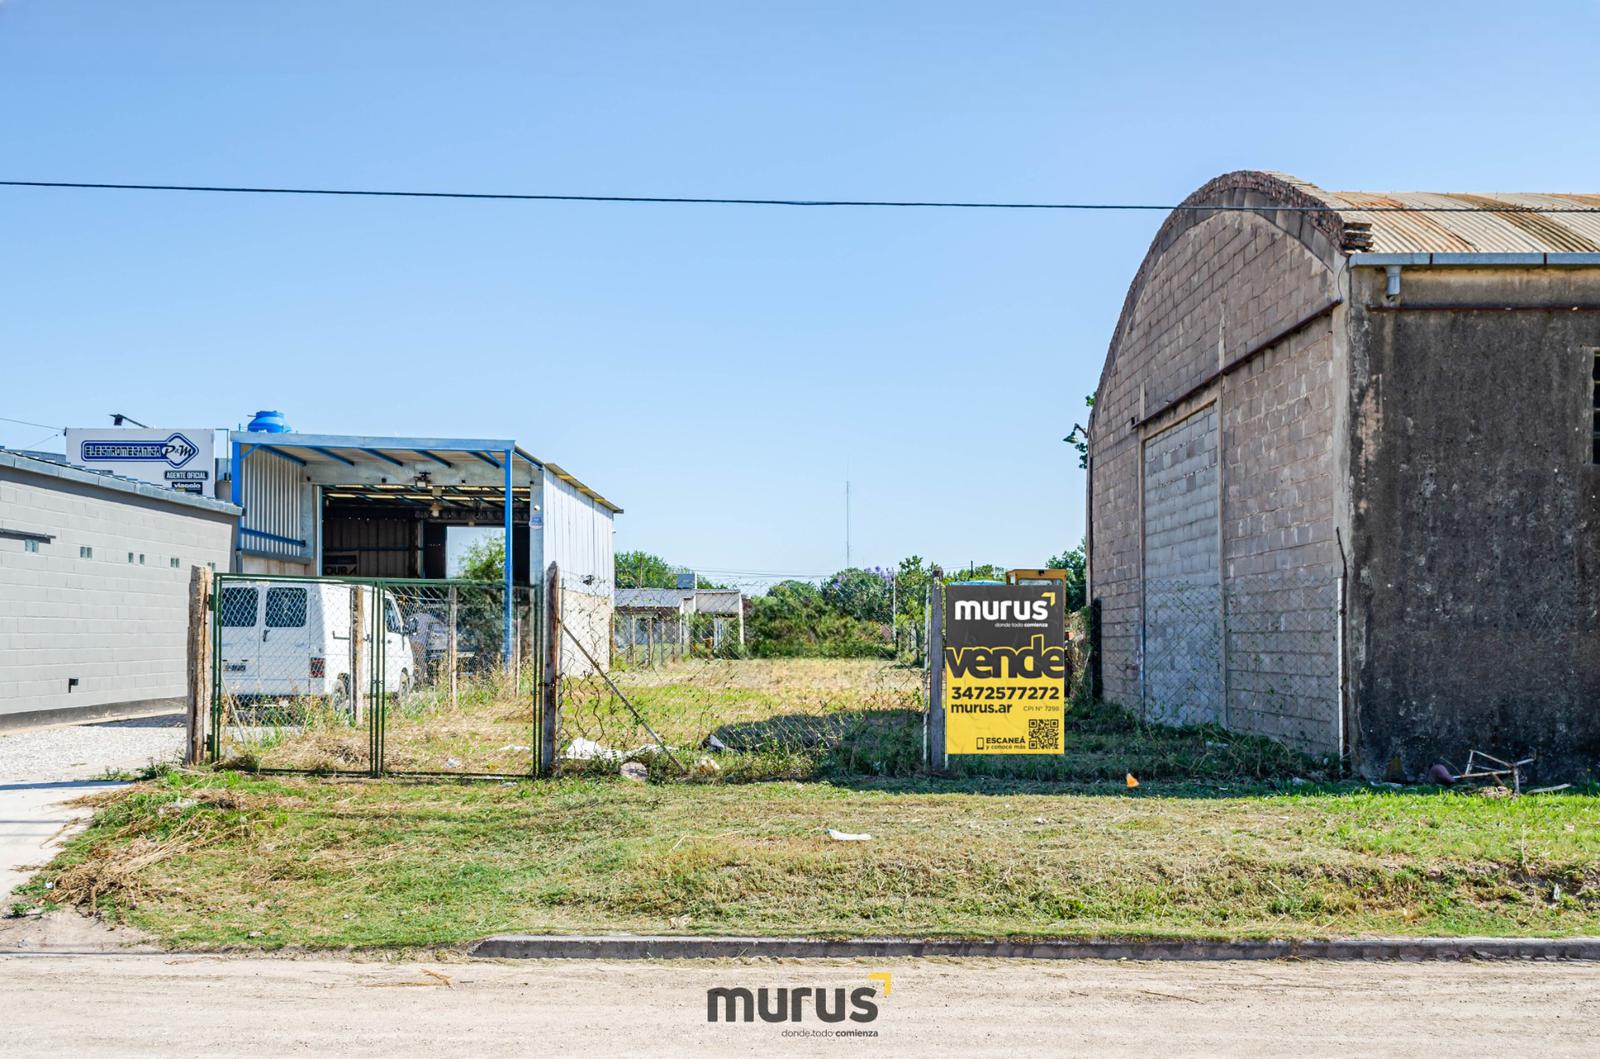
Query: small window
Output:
[[170, 557, 181, 569], [265, 587, 308, 628], [219, 586, 259, 627], [24, 539, 39, 553], [139, 554, 145, 565], [127, 552, 135, 563], [80, 546, 93, 559]]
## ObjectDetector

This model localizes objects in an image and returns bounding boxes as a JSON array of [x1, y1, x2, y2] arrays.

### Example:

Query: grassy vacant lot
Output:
[[219, 657, 1314, 784], [23, 771, 1600, 950]]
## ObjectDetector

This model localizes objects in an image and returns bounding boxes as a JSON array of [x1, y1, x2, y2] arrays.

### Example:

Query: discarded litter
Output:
[[498, 744, 532, 753], [826, 828, 872, 842], [444, 757, 461, 770], [1456, 749, 1536, 794], [692, 756, 721, 777], [158, 797, 198, 816], [619, 761, 649, 783], [1125, 773, 1140, 789]]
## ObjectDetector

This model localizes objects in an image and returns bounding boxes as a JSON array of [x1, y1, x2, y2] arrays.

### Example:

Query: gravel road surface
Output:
[[2, 954, 1597, 1058], [0, 714, 184, 784]]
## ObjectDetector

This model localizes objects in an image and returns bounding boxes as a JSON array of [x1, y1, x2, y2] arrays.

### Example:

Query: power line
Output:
[[0, 413, 64, 431], [4, 178, 1600, 214]]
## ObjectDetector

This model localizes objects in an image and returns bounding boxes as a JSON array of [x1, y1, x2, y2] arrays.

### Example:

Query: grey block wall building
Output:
[[1087, 170, 1600, 779], [0, 450, 240, 726]]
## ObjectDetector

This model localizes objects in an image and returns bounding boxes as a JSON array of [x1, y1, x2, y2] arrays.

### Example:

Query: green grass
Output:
[[215, 656, 1321, 785], [22, 770, 1600, 951]]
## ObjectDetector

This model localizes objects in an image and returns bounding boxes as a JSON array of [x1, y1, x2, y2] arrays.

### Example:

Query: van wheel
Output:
[[333, 674, 352, 718], [397, 669, 412, 699]]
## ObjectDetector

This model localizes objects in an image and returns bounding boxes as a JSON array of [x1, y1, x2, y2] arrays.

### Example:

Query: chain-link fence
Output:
[[209, 574, 540, 776], [556, 573, 929, 781], [1140, 569, 1340, 747]]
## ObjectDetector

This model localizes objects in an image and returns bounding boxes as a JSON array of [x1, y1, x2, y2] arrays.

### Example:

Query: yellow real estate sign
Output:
[[942, 584, 1067, 754]]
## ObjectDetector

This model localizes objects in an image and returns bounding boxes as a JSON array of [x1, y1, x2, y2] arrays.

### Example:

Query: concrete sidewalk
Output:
[[0, 779, 128, 906]]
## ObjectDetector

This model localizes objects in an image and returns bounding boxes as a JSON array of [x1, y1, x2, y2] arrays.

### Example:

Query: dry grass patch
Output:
[[18, 772, 1600, 949]]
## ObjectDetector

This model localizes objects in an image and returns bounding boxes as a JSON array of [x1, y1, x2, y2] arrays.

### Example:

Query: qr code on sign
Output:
[[1027, 718, 1060, 750]]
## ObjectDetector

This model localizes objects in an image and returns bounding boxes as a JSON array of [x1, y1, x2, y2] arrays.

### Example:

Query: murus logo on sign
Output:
[[81, 433, 199, 469], [706, 972, 890, 1025], [951, 597, 1051, 623]]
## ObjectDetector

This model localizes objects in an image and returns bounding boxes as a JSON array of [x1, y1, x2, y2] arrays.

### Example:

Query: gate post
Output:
[[538, 562, 561, 777], [447, 585, 459, 709], [350, 587, 367, 725], [185, 565, 213, 765], [927, 581, 946, 771]]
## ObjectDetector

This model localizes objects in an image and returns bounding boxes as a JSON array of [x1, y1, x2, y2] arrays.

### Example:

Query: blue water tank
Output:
[[246, 410, 291, 434]]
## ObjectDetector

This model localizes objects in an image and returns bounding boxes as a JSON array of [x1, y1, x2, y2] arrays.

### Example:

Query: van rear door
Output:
[[261, 585, 311, 696], [218, 584, 262, 687]]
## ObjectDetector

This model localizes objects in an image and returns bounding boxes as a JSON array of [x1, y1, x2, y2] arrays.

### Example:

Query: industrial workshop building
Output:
[[0, 449, 239, 726], [227, 425, 620, 670], [1087, 170, 1600, 779]]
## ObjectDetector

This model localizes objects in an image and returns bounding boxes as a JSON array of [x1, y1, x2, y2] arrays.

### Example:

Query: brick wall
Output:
[[1089, 197, 1345, 751], [0, 466, 235, 719]]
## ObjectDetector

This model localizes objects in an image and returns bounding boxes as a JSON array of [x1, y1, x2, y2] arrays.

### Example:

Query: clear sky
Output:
[[4, 2, 1597, 581]]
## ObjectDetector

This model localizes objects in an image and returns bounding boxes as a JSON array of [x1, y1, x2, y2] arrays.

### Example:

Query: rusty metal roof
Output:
[[1315, 187, 1600, 255]]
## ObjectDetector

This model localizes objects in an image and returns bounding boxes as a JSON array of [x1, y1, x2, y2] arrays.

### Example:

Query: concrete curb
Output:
[[468, 934, 1600, 962]]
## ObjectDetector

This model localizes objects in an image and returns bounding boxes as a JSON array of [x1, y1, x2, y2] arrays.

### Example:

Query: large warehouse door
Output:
[[1141, 406, 1224, 725]]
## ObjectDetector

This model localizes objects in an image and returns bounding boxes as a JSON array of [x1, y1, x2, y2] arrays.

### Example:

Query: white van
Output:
[[218, 582, 417, 704]]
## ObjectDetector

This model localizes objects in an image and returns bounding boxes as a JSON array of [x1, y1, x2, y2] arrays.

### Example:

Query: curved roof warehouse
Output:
[[1086, 171, 1600, 780]]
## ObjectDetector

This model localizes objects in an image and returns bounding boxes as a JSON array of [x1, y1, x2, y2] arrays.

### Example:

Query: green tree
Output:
[[1047, 539, 1088, 611], [1065, 393, 1095, 470], [821, 567, 893, 622], [614, 550, 680, 589], [944, 563, 1009, 584], [459, 534, 505, 582], [745, 579, 888, 659]]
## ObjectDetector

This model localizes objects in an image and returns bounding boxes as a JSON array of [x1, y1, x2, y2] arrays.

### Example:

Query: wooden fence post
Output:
[[927, 581, 946, 771], [538, 562, 561, 776], [185, 565, 213, 765], [447, 585, 459, 709]]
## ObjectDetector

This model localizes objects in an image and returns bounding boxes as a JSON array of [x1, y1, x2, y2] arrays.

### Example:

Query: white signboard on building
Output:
[[65, 428, 217, 496]]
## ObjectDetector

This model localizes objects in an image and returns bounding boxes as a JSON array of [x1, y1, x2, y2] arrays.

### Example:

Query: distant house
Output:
[[1087, 170, 1600, 778], [614, 586, 745, 662]]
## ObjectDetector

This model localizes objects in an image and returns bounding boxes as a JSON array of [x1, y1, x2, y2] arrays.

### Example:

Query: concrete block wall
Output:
[[0, 466, 235, 720], [1219, 319, 1342, 751], [1089, 201, 1343, 749], [1140, 407, 1223, 724]]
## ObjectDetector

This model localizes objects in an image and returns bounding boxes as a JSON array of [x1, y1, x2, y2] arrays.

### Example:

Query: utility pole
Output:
[[845, 479, 852, 569]]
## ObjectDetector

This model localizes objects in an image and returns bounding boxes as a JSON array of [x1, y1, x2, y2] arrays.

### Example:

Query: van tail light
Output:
[[309, 656, 326, 678]]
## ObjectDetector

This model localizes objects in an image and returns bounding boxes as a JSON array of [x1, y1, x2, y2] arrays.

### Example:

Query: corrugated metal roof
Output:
[[1319, 188, 1600, 255], [615, 587, 690, 610]]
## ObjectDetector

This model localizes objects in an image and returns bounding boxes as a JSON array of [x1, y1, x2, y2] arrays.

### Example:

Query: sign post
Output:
[[941, 583, 1068, 756]]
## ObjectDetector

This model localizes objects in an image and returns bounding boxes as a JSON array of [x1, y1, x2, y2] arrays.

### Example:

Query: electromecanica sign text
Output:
[[64, 428, 216, 495]]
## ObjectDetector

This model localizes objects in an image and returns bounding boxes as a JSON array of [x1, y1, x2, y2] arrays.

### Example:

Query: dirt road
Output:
[[3, 953, 1597, 1057]]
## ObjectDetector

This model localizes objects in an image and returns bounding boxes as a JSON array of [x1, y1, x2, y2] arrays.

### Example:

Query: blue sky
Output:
[[4, 2, 1597, 580]]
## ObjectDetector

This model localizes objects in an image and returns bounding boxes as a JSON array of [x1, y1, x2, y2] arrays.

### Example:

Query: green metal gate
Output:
[[208, 573, 542, 777]]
